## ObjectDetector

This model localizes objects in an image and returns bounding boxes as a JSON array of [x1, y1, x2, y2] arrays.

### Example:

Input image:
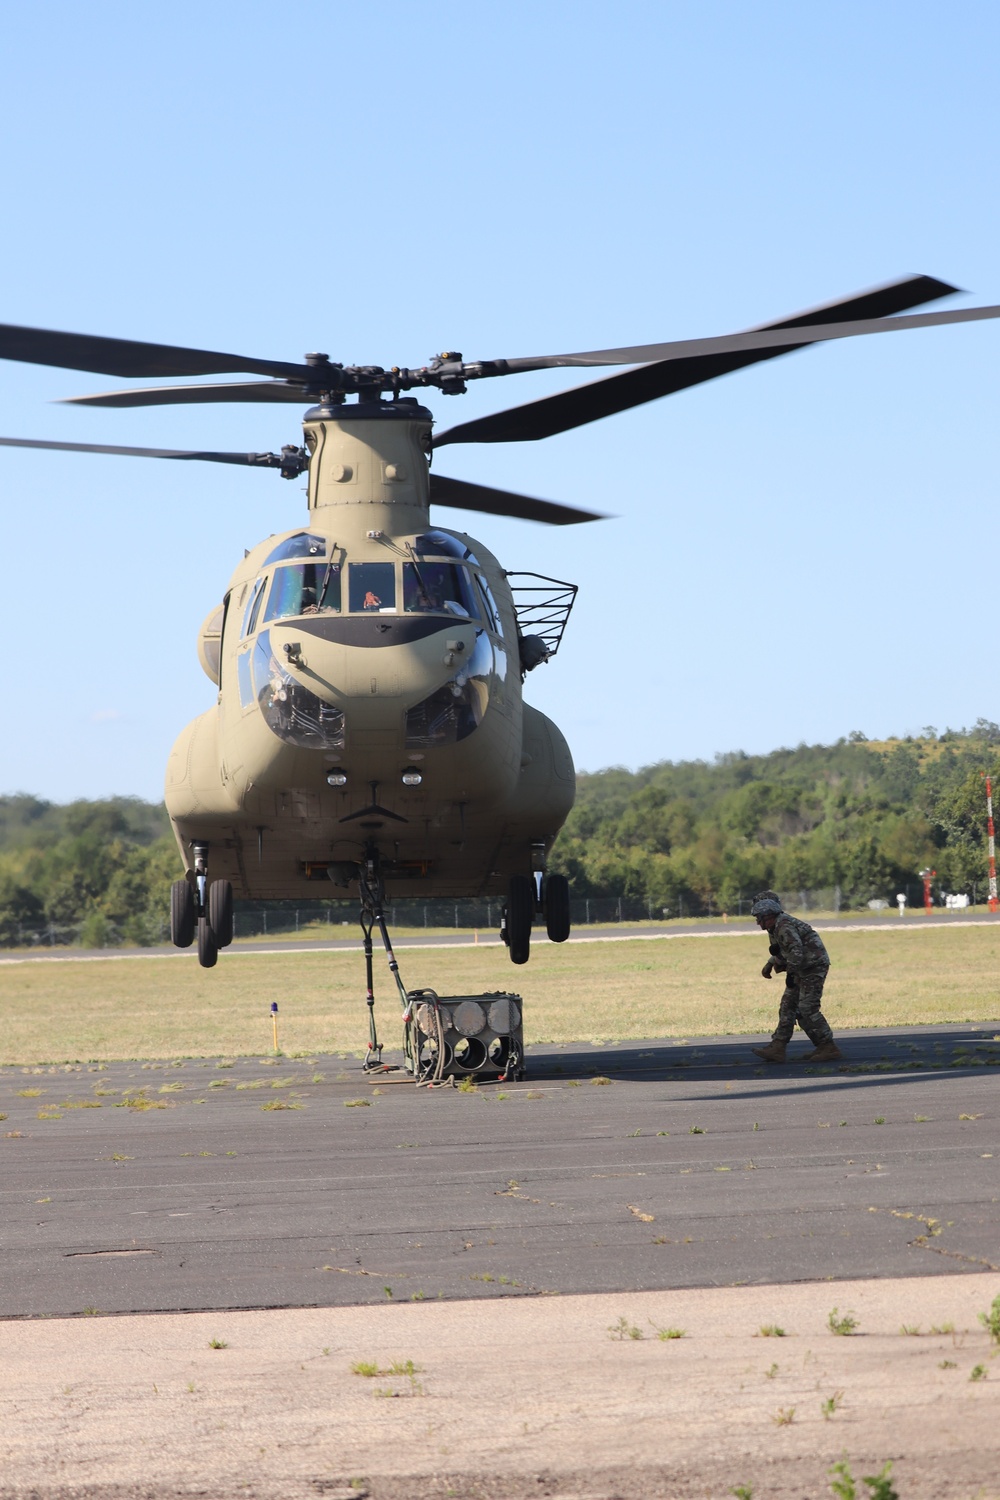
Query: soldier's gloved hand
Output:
[[761, 961, 774, 979]]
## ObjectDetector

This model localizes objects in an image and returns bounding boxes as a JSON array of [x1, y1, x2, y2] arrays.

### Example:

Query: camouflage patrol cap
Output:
[[751, 896, 783, 919]]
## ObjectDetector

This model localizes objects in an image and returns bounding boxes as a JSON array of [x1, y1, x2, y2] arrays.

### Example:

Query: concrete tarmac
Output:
[[2, 1024, 999, 1497]]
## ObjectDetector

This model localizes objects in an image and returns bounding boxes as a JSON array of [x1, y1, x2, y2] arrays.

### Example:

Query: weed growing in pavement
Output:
[[772, 1407, 795, 1426], [828, 1307, 859, 1336], [979, 1292, 1000, 1344], [969, 1364, 988, 1381], [260, 1100, 302, 1111], [208, 1338, 228, 1349], [899, 1325, 921, 1336], [689, 1124, 705, 1134], [764, 1363, 779, 1379], [829, 1459, 898, 1500], [939, 1359, 957, 1369], [351, 1361, 380, 1377], [820, 1390, 845, 1420], [650, 1323, 685, 1340], [590, 1076, 612, 1086], [730, 1486, 754, 1499], [758, 1324, 786, 1338], [344, 1098, 370, 1108], [457, 1077, 478, 1093], [873, 1117, 885, 1126], [608, 1316, 643, 1341]]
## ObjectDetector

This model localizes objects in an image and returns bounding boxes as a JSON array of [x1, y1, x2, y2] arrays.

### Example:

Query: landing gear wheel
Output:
[[208, 879, 233, 947], [170, 879, 195, 949], [544, 873, 571, 943], [197, 915, 218, 969], [506, 874, 533, 965]]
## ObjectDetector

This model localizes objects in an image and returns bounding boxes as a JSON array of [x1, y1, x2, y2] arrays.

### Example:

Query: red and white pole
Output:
[[986, 776, 998, 913]]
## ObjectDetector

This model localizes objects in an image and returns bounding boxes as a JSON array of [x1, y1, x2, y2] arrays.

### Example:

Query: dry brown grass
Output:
[[0, 924, 998, 1064]]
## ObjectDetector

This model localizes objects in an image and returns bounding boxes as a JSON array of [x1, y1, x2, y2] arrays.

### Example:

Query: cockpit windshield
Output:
[[402, 562, 478, 618], [348, 562, 396, 613], [263, 562, 341, 623]]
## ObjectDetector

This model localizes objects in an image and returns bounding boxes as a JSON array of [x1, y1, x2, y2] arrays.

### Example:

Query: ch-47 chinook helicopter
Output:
[[1, 274, 998, 1024]]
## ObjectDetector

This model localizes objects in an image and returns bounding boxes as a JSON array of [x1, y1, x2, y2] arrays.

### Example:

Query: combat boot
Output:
[[751, 1041, 787, 1063], [802, 1041, 843, 1062]]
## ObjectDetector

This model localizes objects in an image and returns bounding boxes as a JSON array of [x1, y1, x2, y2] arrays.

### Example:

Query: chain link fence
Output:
[[5, 879, 993, 950]]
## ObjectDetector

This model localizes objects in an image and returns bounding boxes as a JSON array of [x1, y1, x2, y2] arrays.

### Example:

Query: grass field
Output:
[[2, 924, 999, 1065]]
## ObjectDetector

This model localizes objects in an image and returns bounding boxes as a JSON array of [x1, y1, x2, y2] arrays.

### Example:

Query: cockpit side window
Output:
[[241, 576, 267, 639], [475, 574, 504, 637], [348, 562, 396, 613], [263, 562, 341, 623], [402, 562, 479, 618]]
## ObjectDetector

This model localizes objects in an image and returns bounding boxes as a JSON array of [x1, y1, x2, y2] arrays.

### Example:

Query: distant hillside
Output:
[[3, 722, 999, 944], [548, 722, 1000, 914]]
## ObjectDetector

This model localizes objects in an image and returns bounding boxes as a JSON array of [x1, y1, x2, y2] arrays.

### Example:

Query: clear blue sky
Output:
[[2, 1, 998, 802]]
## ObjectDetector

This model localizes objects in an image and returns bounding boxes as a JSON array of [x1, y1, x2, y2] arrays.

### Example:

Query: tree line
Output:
[[2, 722, 1000, 945]]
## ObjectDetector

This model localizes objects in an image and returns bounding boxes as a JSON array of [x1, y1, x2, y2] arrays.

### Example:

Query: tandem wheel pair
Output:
[[170, 877, 233, 968], [502, 871, 570, 965]]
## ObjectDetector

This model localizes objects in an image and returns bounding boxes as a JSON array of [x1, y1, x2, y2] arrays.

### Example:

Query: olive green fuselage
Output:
[[165, 403, 575, 900]]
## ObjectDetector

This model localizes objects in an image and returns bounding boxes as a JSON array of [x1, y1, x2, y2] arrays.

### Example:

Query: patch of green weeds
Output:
[[590, 1076, 612, 1086], [873, 1116, 885, 1125], [820, 1390, 844, 1420], [607, 1316, 643, 1341], [970, 1363, 988, 1381], [979, 1292, 1000, 1344], [650, 1323, 685, 1340], [730, 1487, 754, 1500], [959, 1112, 983, 1120], [351, 1361, 380, 1377], [17, 1088, 44, 1097], [772, 1407, 795, 1425], [61, 1099, 102, 1109], [565, 1079, 582, 1087], [939, 1359, 957, 1368], [829, 1458, 898, 1500], [457, 1077, 479, 1093], [828, 1307, 858, 1336], [260, 1100, 302, 1111], [900, 1324, 921, 1336], [758, 1324, 786, 1337], [764, 1363, 778, 1379], [344, 1098, 371, 1108], [208, 1338, 228, 1349], [116, 1096, 167, 1111], [689, 1124, 705, 1134]]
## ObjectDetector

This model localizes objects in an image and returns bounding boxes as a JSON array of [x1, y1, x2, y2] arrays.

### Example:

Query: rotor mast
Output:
[[303, 397, 434, 535]]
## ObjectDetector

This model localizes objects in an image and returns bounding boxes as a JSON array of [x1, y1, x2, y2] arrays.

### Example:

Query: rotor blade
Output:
[[0, 435, 285, 467], [488, 274, 962, 371], [488, 301, 1000, 373], [433, 274, 971, 446], [0, 322, 310, 381], [60, 380, 310, 408], [430, 473, 605, 525]]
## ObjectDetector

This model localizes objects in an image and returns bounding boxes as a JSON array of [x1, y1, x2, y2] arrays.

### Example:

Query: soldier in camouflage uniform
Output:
[[749, 894, 842, 1062]]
